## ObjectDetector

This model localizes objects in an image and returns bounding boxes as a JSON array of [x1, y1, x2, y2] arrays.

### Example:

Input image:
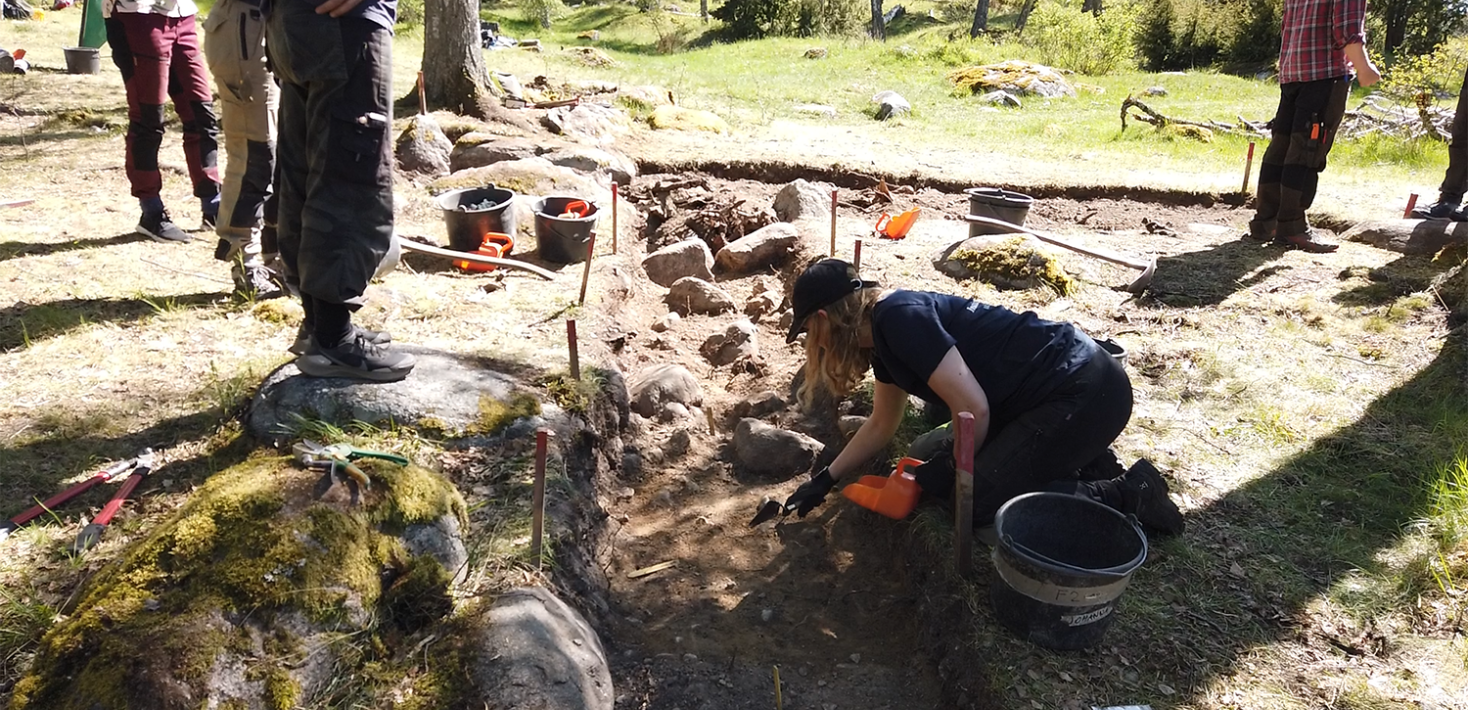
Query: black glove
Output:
[[911, 450, 956, 499], [783, 467, 836, 518]]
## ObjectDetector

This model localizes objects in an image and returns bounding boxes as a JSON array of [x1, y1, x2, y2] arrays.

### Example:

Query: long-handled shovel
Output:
[[397, 237, 557, 280], [962, 215, 1157, 293]]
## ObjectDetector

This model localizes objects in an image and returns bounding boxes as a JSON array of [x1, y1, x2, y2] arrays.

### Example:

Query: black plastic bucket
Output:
[[437, 186, 516, 252], [1097, 337, 1127, 365], [533, 195, 599, 264], [990, 492, 1147, 650], [966, 187, 1034, 237]]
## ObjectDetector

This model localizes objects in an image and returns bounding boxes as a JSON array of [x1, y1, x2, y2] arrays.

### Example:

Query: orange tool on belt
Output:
[[841, 456, 923, 519]]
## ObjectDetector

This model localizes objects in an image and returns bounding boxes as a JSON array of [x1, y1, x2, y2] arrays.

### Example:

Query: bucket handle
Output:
[[999, 514, 1146, 580]]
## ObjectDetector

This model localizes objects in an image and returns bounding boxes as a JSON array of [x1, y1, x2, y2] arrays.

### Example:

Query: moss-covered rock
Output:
[[10, 454, 467, 710]]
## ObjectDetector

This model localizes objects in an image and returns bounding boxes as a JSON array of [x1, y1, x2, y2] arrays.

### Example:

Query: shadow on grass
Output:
[[1333, 253, 1458, 307], [0, 291, 223, 352], [1137, 328, 1468, 705], [0, 232, 145, 263], [1137, 236, 1286, 307]]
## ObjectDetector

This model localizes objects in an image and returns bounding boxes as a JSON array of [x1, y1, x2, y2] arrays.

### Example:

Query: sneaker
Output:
[[1116, 459, 1185, 535], [289, 323, 393, 356], [232, 262, 285, 300], [138, 211, 191, 243], [295, 330, 415, 382], [1411, 201, 1461, 221], [1279, 229, 1338, 254]]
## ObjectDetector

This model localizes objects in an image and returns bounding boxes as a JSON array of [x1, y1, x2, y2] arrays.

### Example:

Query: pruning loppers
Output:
[[0, 448, 156, 547], [292, 440, 409, 493]]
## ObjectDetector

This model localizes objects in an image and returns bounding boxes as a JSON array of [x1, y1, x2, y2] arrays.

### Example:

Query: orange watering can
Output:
[[841, 457, 923, 520], [874, 207, 919, 240], [453, 232, 515, 272]]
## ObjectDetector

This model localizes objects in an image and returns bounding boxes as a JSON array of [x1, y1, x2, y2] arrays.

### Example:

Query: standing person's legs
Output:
[[167, 14, 221, 223], [1272, 77, 1349, 252], [108, 13, 191, 242], [1249, 84, 1298, 241], [267, 7, 411, 380], [204, 0, 281, 297], [1439, 68, 1468, 211]]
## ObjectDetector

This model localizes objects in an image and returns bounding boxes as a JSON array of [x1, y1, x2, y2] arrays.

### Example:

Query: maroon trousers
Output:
[[105, 13, 220, 201]]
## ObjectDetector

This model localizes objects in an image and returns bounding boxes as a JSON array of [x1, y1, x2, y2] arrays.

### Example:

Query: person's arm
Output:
[[924, 346, 992, 450], [1344, 43, 1380, 87], [316, 0, 366, 17], [827, 380, 908, 481]]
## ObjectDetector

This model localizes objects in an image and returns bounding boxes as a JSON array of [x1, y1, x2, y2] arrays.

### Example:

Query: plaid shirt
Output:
[[1278, 0, 1367, 84]]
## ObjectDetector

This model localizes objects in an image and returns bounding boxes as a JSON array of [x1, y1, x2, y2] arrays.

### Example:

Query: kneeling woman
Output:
[[779, 259, 1182, 534]]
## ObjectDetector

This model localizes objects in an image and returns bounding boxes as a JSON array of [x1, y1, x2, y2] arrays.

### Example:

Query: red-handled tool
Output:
[[71, 450, 157, 553], [0, 448, 155, 544]]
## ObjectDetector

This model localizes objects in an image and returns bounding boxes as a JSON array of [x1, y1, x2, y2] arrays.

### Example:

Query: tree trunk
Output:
[[870, 0, 884, 40], [1016, 0, 1038, 34], [1082, 0, 1103, 15], [700, 0, 708, 22], [1383, 3, 1409, 54], [422, 0, 490, 117], [969, 0, 988, 37]]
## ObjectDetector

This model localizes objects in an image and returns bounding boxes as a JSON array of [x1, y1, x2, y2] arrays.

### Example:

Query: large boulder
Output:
[[249, 347, 550, 443], [715, 222, 801, 274], [773, 179, 831, 223], [948, 60, 1077, 99], [649, 105, 729, 134], [731, 391, 787, 420], [665, 277, 737, 316], [542, 145, 638, 185], [471, 586, 613, 710], [628, 363, 704, 418], [448, 134, 542, 172], [542, 103, 632, 143], [642, 238, 714, 287], [700, 319, 758, 366], [8, 459, 468, 710], [930, 234, 1073, 293], [732, 418, 821, 477], [395, 114, 453, 176]]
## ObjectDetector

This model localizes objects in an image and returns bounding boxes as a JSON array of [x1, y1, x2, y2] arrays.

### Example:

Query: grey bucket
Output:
[[990, 492, 1147, 650], [533, 195, 598, 264], [966, 187, 1034, 237], [63, 47, 101, 75], [437, 186, 516, 252]]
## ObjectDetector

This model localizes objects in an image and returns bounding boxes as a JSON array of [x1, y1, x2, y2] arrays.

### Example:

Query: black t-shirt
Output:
[[869, 290, 1095, 426]]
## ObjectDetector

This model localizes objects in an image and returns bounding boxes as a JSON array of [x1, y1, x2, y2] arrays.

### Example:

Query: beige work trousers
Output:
[[202, 0, 277, 266]]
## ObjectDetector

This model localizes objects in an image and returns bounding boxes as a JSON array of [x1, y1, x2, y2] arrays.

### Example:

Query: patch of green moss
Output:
[[11, 453, 468, 710], [472, 391, 542, 435], [540, 369, 605, 415], [952, 240, 1075, 295], [265, 667, 302, 710]]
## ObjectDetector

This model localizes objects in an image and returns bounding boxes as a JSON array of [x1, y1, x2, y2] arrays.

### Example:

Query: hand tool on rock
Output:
[[72, 449, 158, 553], [292, 440, 409, 491], [961, 215, 1158, 293], [1, 448, 155, 544]]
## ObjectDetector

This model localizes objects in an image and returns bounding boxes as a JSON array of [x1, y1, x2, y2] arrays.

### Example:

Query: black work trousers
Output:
[[266, 6, 393, 309], [1439, 67, 1468, 204], [907, 338, 1134, 526], [1250, 77, 1350, 240]]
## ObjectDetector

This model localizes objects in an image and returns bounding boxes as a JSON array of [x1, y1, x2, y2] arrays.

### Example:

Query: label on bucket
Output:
[[994, 553, 1133, 608], [1061, 606, 1114, 627]]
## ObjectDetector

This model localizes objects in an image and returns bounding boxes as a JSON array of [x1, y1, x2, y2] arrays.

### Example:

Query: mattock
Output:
[[961, 215, 1158, 293]]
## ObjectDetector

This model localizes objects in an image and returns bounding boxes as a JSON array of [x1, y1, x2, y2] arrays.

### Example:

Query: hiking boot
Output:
[[232, 262, 285, 300], [1278, 229, 1338, 254], [1115, 458, 1185, 535], [289, 323, 392, 356], [295, 330, 415, 382], [1411, 200, 1462, 221], [1242, 228, 1275, 242], [138, 210, 191, 243]]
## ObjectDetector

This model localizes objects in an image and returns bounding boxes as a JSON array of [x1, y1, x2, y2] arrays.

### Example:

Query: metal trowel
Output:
[[748, 497, 788, 527]]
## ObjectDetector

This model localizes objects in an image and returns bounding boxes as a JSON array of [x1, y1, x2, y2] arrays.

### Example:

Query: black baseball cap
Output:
[[785, 259, 878, 343]]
